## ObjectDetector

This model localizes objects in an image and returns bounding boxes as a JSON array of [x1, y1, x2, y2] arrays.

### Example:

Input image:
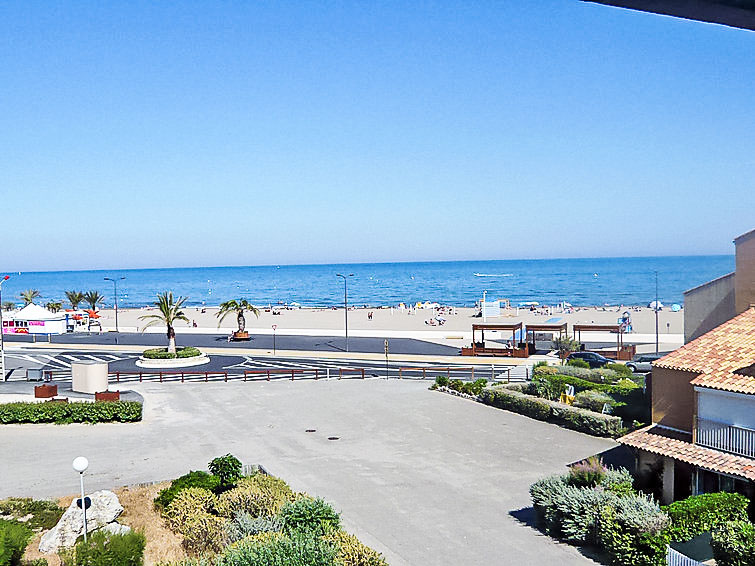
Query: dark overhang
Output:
[[583, 1, 755, 31]]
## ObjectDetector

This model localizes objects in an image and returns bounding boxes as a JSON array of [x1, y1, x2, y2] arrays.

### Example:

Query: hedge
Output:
[[711, 520, 755, 566], [142, 347, 202, 360], [662, 492, 750, 542], [0, 518, 32, 566], [479, 387, 623, 437], [0, 401, 142, 424]]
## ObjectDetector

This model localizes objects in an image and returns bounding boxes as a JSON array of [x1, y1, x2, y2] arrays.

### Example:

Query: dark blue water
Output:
[[0, 256, 733, 309]]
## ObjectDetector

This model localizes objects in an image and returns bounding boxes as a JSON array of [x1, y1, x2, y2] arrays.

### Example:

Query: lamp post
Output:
[[72, 456, 89, 542], [103, 277, 125, 342], [0, 275, 9, 381], [272, 324, 277, 356], [654, 271, 659, 355], [336, 273, 354, 352]]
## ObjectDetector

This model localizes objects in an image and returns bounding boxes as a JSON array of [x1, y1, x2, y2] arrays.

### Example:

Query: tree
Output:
[[20, 289, 40, 305], [82, 290, 105, 311], [65, 290, 85, 310], [139, 291, 189, 353], [2, 301, 15, 311], [45, 301, 63, 313], [553, 336, 581, 363], [216, 299, 260, 335]]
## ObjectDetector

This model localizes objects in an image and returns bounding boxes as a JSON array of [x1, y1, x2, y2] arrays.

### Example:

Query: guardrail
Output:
[[111, 371, 229, 383], [243, 369, 322, 381], [696, 417, 755, 459], [398, 366, 476, 380]]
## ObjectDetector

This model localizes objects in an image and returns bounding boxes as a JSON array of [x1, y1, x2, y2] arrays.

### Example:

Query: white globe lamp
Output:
[[72, 456, 90, 541]]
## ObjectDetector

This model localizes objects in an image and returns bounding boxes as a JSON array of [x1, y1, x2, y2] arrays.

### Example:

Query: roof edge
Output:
[[734, 228, 755, 245], [684, 271, 735, 295]]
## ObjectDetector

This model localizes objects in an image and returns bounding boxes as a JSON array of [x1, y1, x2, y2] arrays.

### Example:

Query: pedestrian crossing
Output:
[[4, 352, 133, 370]]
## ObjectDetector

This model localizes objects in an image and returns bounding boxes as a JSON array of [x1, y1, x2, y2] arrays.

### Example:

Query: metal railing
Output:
[[696, 417, 755, 459], [667, 546, 703, 566]]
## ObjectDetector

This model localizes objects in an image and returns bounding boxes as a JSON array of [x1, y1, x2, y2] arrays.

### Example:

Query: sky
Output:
[[2, 1, 754, 271]]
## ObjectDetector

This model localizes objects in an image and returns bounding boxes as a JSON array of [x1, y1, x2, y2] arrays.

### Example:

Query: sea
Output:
[[0, 256, 734, 310]]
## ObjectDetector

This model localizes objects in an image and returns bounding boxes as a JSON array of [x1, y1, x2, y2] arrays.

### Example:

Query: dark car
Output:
[[567, 351, 616, 368], [626, 353, 663, 374]]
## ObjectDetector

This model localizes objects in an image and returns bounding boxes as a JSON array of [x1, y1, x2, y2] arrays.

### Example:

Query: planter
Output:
[[136, 354, 211, 369], [231, 331, 250, 341], [34, 384, 58, 398], [95, 391, 120, 402]]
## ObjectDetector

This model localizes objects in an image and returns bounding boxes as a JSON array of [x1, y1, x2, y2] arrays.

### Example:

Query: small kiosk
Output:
[[1, 304, 67, 335]]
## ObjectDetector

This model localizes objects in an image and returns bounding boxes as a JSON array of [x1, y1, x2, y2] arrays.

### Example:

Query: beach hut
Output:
[[2, 303, 67, 335]]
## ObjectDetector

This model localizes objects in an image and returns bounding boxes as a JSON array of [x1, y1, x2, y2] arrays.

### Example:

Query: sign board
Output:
[[482, 300, 501, 318]]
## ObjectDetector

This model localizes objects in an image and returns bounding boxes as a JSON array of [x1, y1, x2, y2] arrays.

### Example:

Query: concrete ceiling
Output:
[[584, 1, 755, 31]]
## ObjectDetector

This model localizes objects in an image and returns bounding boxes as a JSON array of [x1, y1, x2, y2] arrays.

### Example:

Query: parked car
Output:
[[626, 353, 663, 374], [567, 351, 616, 368]]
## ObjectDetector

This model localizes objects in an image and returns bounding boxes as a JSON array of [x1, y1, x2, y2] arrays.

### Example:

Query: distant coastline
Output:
[[0, 255, 735, 309]]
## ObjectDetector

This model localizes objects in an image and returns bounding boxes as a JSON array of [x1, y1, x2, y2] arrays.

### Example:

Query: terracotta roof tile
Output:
[[620, 425, 755, 481], [654, 308, 755, 394]]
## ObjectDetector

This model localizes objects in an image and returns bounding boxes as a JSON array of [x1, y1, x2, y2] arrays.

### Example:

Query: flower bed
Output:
[[0, 401, 142, 424]]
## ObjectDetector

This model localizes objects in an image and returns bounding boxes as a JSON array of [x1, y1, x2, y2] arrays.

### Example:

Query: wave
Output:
[[474, 273, 513, 277]]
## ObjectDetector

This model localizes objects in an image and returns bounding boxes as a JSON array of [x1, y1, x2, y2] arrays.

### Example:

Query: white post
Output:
[[326, 368, 330, 380], [79, 472, 88, 542]]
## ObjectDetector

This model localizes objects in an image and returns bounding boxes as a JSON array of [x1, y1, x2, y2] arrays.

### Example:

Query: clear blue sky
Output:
[[2, 1, 753, 271]]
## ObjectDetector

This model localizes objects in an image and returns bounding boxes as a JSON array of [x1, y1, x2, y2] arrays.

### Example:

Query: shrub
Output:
[[209, 454, 243, 490], [0, 518, 32, 566], [434, 375, 449, 388], [605, 363, 633, 377], [532, 365, 559, 376], [532, 361, 549, 369], [64, 530, 145, 566], [567, 359, 590, 369], [479, 387, 623, 437], [462, 378, 489, 396], [279, 498, 340, 536], [0, 401, 142, 425], [218, 475, 294, 518], [323, 530, 388, 566], [662, 492, 750, 542], [573, 390, 614, 413], [448, 380, 464, 392], [0, 498, 63, 530], [226, 513, 283, 543], [600, 468, 635, 496], [217, 529, 337, 566], [155, 471, 221, 512], [711, 520, 755, 566], [177, 347, 202, 359], [166, 488, 218, 533], [567, 456, 606, 488], [181, 513, 228, 555]]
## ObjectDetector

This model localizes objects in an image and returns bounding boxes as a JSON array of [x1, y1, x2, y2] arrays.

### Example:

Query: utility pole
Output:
[[336, 273, 354, 352], [104, 276, 125, 344], [384, 338, 389, 379], [655, 271, 659, 355], [0, 275, 9, 381]]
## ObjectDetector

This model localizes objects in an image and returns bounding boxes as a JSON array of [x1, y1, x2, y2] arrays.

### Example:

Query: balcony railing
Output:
[[696, 417, 755, 459]]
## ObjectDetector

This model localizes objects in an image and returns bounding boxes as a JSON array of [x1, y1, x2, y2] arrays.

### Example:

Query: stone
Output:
[[101, 521, 131, 535], [39, 490, 124, 553]]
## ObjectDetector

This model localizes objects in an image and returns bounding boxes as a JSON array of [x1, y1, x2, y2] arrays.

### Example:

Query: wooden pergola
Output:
[[572, 323, 635, 360], [525, 322, 568, 350], [461, 322, 530, 357]]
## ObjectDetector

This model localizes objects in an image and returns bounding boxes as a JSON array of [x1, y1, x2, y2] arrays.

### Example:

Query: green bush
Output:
[[662, 492, 750, 542], [217, 475, 294, 519], [567, 456, 606, 488], [567, 359, 590, 369], [323, 529, 388, 566], [165, 488, 218, 533], [596, 503, 669, 566], [711, 520, 755, 566], [532, 360, 549, 369], [155, 471, 221, 512], [434, 375, 449, 388], [226, 513, 283, 543], [605, 363, 633, 377], [0, 498, 63, 530], [64, 530, 145, 566], [142, 347, 202, 360], [279, 498, 340, 536], [601, 468, 635, 496], [181, 513, 228, 555], [0, 401, 142, 425], [479, 387, 623, 437], [217, 529, 337, 566], [0, 519, 32, 566], [573, 390, 615, 413], [209, 454, 243, 490], [177, 347, 202, 358]]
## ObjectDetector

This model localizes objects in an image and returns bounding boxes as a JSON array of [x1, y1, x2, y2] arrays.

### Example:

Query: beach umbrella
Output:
[[648, 300, 664, 310], [671, 304, 682, 312]]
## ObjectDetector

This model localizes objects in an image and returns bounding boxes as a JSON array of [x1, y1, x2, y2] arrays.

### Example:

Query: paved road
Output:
[[0, 379, 612, 565], [3, 332, 460, 356]]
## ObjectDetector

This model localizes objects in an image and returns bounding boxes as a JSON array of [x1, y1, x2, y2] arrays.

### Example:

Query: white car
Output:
[[626, 354, 663, 373]]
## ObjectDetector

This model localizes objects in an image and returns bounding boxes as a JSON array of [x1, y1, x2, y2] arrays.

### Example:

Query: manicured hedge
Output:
[[142, 347, 202, 360], [662, 492, 750, 542], [479, 387, 623, 437], [0, 401, 142, 424], [711, 520, 755, 566]]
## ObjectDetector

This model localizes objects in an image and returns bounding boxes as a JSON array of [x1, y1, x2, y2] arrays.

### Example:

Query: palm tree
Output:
[[20, 289, 41, 305], [65, 290, 85, 310], [2, 301, 15, 312], [139, 291, 189, 353], [217, 299, 260, 336], [82, 290, 105, 311], [45, 301, 63, 313]]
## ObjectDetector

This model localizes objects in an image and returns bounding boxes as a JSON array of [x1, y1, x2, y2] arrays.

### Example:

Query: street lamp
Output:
[[272, 324, 277, 356], [336, 273, 354, 352], [103, 277, 125, 342], [0, 275, 9, 382], [654, 271, 659, 355], [72, 456, 89, 542]]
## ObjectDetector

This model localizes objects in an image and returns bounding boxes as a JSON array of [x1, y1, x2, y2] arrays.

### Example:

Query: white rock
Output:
[[101, 522, 131, 535], [39, 490, 124, 553]]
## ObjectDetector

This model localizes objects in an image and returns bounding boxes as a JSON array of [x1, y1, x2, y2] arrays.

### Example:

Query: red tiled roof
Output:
[[620, 425, 755, 481], [654, 308, 755, 394]]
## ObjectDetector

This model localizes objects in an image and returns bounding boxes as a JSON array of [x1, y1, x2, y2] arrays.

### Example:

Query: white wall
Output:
[[697, 387, 755, 429]]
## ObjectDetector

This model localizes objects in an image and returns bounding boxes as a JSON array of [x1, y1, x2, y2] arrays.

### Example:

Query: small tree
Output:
[[65, 290, 85, 310], [19, 289, 40, 305], [2, 301, 15, 312], [139, 291, 189, 353], [208, 454, 242, 489], [82, 290, 105, 311], [553, 336, 581, 363], [217, 299, 260, 335]]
